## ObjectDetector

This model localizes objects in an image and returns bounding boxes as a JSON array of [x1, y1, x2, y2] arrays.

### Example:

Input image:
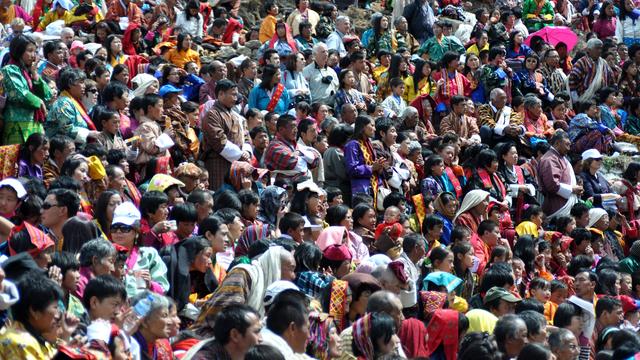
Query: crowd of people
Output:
[[0, 0, 639, 358]]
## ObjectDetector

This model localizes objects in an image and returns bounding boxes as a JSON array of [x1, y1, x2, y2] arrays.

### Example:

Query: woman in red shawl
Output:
[[268, 21, 298, 58], [122, 23, 144, 56], [399, 318, 429, 358], [425, 309, 468, 360]]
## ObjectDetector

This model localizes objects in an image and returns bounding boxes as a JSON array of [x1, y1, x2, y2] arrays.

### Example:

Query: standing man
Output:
[[297, 118, 324, 186], [303, 43, 339, 105], [402, 0, 436, 44], [569, 39, 615, 102], [538, 131, 583, 219], [199, 61, 228, 104], [201, 79, 250, 190], [264, 114, 319, 182]]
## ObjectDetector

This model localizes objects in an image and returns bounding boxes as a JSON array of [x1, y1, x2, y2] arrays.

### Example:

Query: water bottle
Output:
[[122, 294, 153, 334]]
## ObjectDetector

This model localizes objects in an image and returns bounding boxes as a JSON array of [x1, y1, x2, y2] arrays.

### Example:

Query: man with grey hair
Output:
[[303, 43, 339, 105], [549, 328, 580, 360], [478, 88, 521, 147], [569, 38, 615, 102], [494, 314, 528, 359], [60, 27, 74, 50], [326, 16, 350, 57]]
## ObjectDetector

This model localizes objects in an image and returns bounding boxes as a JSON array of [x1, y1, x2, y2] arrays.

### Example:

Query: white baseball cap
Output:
[[581, 149, 604, 161], [112, 202, 141, 226]]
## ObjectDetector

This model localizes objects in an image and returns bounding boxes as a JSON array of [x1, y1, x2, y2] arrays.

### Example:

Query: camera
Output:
[[321, 75, 334, 84]]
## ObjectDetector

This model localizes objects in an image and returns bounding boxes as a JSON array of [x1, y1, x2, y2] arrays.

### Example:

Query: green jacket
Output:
[[1, 64, 51, 144], [619, 255, 640, 274], [418, 36, 465, 64], [522, 0, 555, 31], [45, 95, 90, 145]]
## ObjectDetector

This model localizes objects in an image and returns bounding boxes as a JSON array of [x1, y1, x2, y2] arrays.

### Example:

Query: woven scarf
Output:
[[328, 280, 349, 333], [352, 313, 373, 359], [61, 91, 96, 130], [266, 83, 285, 112], [358, 138, 379, 205], [441, 69, 464, 99]]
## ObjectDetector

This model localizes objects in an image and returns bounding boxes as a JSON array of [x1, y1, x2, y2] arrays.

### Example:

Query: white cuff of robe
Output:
[[220, 141, 243, 162], [557, 183, 573, 199], [75, 127, 90, 143]]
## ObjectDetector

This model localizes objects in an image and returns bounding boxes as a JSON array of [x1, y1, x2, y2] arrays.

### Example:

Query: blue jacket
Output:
[[248, 85, 291, 115]]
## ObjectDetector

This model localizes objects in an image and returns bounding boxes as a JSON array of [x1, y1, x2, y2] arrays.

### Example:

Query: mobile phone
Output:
[[167, 220, 177, 231]]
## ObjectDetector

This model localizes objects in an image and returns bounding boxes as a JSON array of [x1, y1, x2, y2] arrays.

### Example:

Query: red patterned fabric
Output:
[[426, 309, 460, 360]]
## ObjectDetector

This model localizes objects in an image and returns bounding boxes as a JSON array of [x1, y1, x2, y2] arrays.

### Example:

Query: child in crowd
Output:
[[529, 277, 554, 324], [515, 205, 544, 238], [381, 77, 407, 118]]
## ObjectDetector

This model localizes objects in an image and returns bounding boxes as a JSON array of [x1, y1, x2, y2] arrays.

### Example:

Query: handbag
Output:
[[376, 175, 393, 211]]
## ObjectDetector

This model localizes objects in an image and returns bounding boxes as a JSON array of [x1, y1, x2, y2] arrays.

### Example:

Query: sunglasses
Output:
[[112, 224, 134, 233], [42, 202, 60, 210], [86, 88, 99, 94]]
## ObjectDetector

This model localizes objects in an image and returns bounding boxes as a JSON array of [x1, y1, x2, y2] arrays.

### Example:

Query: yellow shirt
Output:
[[418, 78, 437, 97], [37, 10, 74, 31], [259, 14, 277, 44], [373, 65, 388, 83], [66, 5, 104, 25], [466, 43, 489, 56], [0, 322, 57, 360], [164, 48, 201, 69], [402, 76, 417, 103]]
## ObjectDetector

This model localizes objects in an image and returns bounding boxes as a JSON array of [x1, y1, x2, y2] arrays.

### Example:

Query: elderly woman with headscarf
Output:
[[195, 245, 295, 320], [587, 208, 625, 262], [220, 161, 267, 195], [233, 224, 274, 262], [317, 225, 369, 264], [455, 189, 490, 272], [256, 185, 287, 228], [307, 311, 343, 360], [351, 312, 399, 360], [131, 73, 160, 98]]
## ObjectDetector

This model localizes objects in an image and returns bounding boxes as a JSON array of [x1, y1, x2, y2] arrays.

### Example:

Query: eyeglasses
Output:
[[112, 224, 134, 233], [86, 88, 99, 94], [42, 202, 60, 210]]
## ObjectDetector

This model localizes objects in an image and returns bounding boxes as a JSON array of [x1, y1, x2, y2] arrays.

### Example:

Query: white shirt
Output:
[[326, 30, 347, 57], [302, 62, 339, 105], [175, 11, 203, 38]]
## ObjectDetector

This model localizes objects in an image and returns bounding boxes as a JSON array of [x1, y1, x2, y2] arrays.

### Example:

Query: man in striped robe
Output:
[[569, 39, 615, 103]]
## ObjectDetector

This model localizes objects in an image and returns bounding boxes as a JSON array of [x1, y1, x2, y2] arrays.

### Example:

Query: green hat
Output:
[[483, 286, 521, 304]]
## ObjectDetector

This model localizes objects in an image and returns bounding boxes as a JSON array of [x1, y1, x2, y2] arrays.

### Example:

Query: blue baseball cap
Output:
[[159, 84, 182, 97]]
